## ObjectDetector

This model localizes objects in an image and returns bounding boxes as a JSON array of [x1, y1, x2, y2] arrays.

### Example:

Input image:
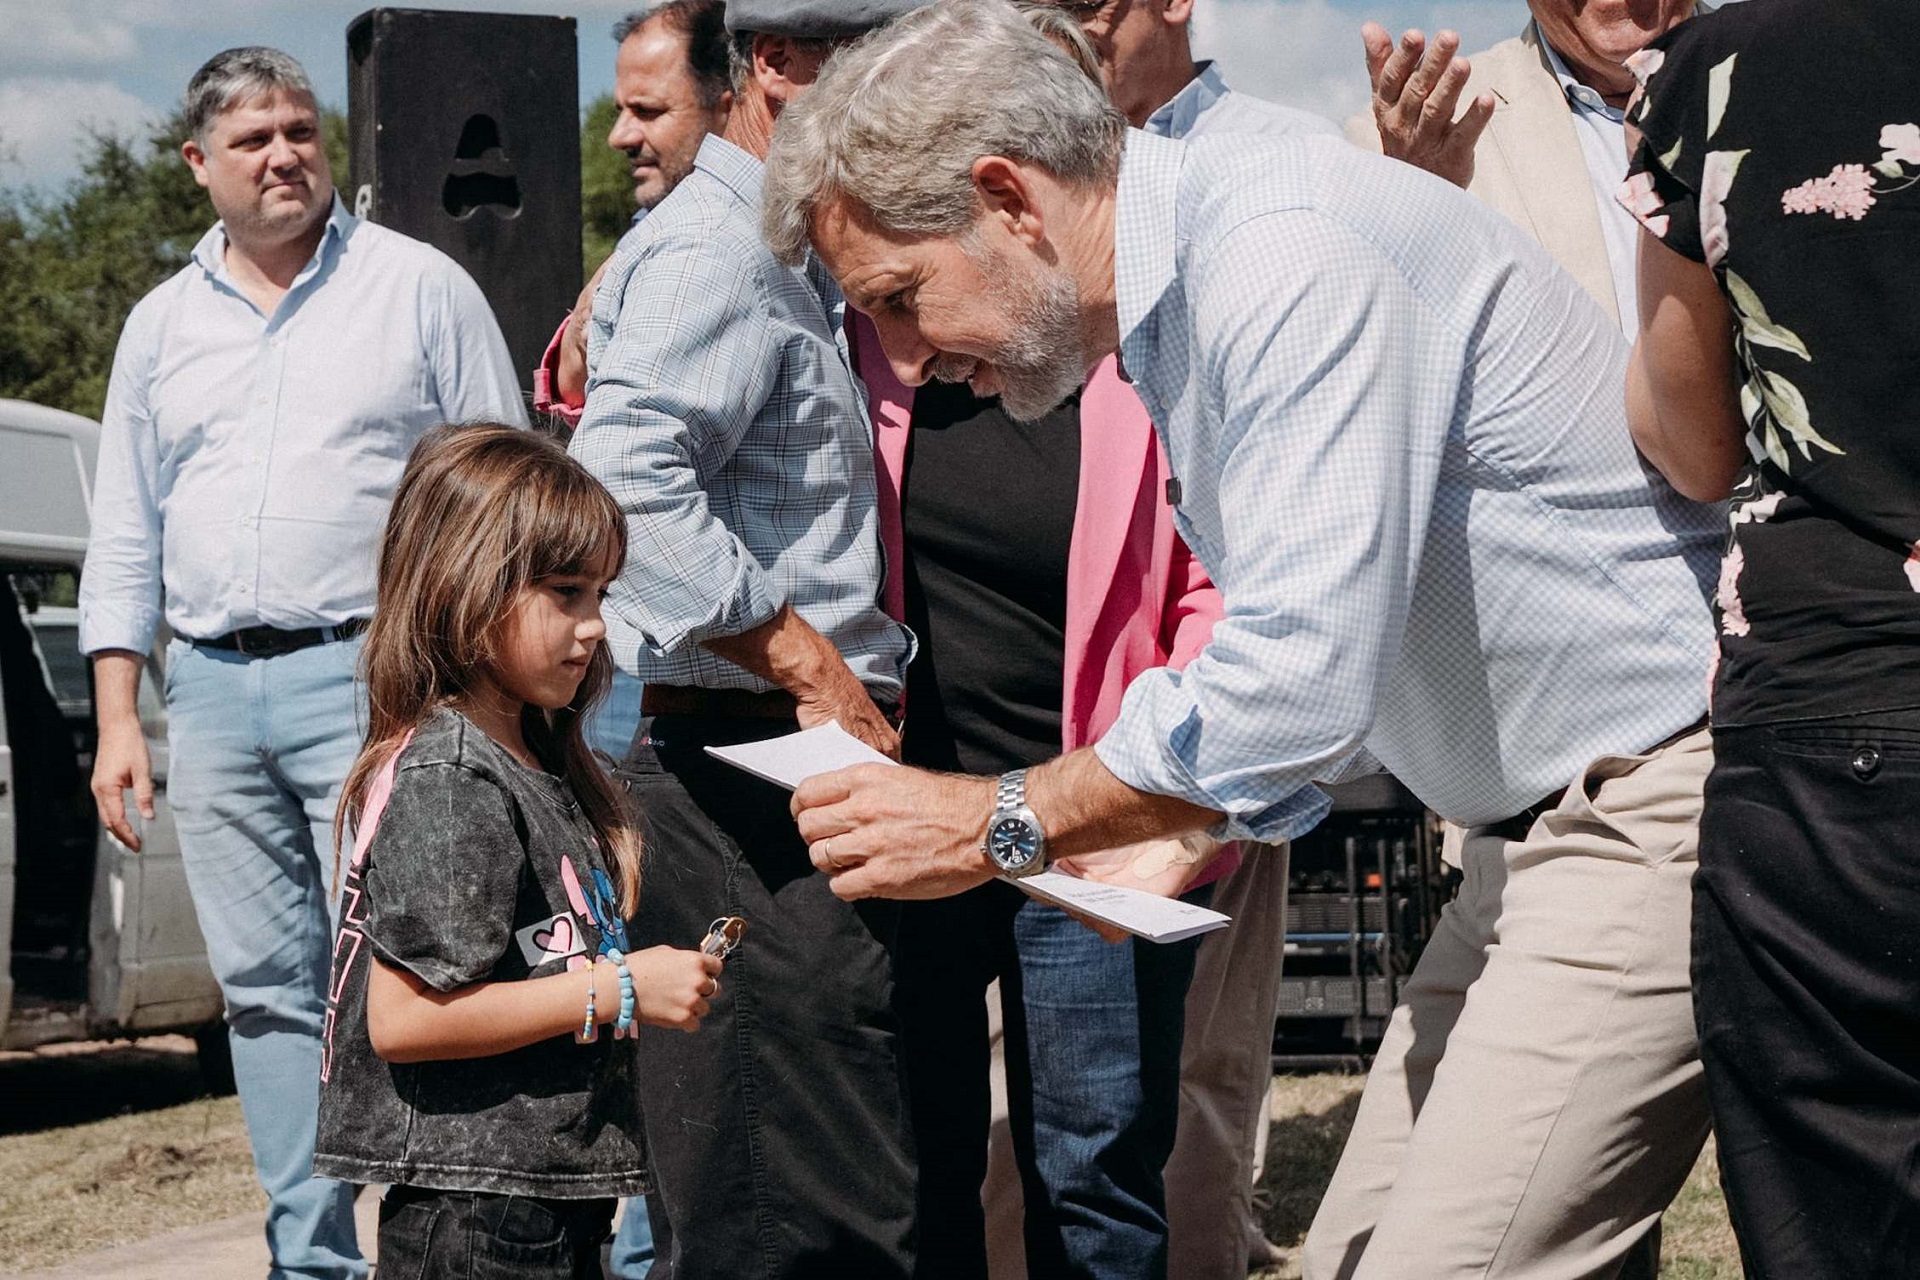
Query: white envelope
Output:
[[704, 724, 1231, 944]]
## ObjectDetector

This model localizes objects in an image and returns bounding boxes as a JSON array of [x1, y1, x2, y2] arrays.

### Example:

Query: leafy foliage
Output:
[[580, 93, 631, 276], [0, 99, 632, 423]]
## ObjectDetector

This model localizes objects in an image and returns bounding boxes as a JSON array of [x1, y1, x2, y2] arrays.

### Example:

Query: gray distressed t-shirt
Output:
[[314, 707, 648, 1197]]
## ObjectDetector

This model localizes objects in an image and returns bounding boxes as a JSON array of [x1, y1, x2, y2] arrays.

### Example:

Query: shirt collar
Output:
[[1113, 128, 1184, 369], [1533, 20, 1625, 123], [692, 133, 764, 204], [191, 191, 354, 294], [1143, 60, 1228, 141]]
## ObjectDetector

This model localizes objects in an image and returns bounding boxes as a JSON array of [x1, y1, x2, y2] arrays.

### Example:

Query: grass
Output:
[[0, 1041, 1740, 1277], [0, 1037, 262, 1273], [1249, 1071, 1741, 1280]]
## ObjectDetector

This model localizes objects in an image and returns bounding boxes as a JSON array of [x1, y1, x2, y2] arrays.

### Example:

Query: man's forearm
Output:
[[1025, 747, 1222, 860], [92, 649, 145, 729], [702, 602, 898, 755], [700, 602, 841, 697]]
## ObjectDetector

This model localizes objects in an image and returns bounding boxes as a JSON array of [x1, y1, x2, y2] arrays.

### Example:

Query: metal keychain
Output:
[[699, 916, 747, 958]]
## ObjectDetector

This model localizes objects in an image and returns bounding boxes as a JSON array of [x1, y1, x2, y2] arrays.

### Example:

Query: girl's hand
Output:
[[626, 946, 724, 1033]]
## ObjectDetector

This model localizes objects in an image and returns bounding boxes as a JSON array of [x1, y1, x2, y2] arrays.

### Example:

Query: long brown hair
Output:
[[335, 423, 643, 913]]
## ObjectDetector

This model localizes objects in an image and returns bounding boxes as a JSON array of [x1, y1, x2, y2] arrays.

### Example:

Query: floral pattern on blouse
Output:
[[1616, 0, 1920, 725]]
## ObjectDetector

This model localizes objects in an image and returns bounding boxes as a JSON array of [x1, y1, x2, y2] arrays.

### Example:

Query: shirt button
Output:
[[1851, 745, 1881, 779]]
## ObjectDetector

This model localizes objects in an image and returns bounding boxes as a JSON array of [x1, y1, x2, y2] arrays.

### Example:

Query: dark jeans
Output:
[[893, 879, 1207, 1280], [618, 714, 914, 1280], [376, 1186, 613, 1280], [1696, 711, 1920, 1279]]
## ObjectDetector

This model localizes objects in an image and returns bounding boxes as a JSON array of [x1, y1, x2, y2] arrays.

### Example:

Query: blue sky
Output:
[[0, 0, 1532, 194]]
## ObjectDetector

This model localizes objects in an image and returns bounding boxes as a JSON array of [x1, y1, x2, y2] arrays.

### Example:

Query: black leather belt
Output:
[[191, 617, 369, 658], [1483, 716, 1709, 842], [1483, 788, 1567, 843]]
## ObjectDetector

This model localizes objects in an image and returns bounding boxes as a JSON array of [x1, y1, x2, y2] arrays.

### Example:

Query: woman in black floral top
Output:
[[1620, 1, 1920, 1274]]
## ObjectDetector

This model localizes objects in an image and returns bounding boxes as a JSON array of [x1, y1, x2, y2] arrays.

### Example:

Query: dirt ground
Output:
[[0, 1040, 1740, 1276], [0, 1036, 261, 1273]]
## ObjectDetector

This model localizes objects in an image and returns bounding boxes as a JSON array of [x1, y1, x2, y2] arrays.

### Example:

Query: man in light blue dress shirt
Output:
[[79, 49, 523, 1280], [770, 2, 1725, 1274]]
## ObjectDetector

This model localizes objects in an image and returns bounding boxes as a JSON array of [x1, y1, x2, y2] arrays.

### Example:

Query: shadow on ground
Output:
[[0, 1036, 220, 1136], [1259, 1076, 1365, 1249]]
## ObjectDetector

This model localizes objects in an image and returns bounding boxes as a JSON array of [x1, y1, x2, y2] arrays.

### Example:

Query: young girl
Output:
[[313, 423, 722, 1278]]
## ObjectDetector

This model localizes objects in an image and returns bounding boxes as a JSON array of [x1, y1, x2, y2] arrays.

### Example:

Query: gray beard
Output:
[[960, 242, 1088, 423]]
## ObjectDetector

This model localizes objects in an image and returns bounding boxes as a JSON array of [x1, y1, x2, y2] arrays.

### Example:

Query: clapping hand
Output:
[[1361, 23, 1497, 189]]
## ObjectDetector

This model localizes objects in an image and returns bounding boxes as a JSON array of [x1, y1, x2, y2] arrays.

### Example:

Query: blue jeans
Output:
[[608, 1199, 655, 1277], [585, 670, 644, 761], [165, 635, 367, 1280], [894, 881, 1207, 1280]]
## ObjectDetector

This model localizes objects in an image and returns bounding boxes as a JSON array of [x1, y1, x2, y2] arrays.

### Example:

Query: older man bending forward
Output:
[[763, 4, 1723, 1277]]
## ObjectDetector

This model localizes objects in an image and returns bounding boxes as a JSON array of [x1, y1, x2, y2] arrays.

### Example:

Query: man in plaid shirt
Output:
[[566, 0, 924, 1275]]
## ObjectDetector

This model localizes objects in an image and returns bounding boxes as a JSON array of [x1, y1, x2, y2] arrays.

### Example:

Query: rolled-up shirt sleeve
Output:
[[78, 305, 165, 656], [425, 257, 530, 428], [1095, 213, 1453, 844], [570, 234, 787, 655]]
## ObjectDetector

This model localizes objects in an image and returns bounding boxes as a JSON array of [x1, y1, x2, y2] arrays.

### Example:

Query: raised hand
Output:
[[1361, 23, 1497, 190]]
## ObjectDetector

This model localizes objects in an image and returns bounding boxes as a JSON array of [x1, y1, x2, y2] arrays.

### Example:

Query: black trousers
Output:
[[618, 713, 915, 1280], [1695, 712, 1920, 1279], [376, 1186, 614, 1280]]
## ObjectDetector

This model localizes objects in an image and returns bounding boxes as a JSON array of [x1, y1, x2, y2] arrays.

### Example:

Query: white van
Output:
[[0, 398, 228, 1085]]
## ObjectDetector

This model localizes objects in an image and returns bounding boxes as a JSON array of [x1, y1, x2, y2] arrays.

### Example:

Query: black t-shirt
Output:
[[900, 382, 1080, 775], [314, 708, 648, 1198], [1626, 0, 1920, 725]]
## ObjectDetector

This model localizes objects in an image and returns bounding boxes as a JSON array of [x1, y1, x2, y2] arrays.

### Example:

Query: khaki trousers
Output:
[[981, 845, 1291, 1280], [1301, 729, 1713, 1280], [1166, 844, 1292, 1279]]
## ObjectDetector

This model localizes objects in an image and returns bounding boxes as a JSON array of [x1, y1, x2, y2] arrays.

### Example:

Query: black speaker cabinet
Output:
[[348, 8, 582, 397]]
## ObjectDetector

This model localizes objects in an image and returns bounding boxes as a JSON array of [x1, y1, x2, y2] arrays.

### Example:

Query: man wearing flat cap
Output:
[[567, 1, 927, 1276]]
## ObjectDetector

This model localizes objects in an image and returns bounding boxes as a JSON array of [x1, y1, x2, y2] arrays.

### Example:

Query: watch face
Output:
[[988, 817, 1041, 870]]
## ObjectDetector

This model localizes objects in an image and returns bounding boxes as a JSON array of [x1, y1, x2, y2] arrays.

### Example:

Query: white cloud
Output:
[[1193, 0, 1528, 126], [0, 3, 138, 70], [0, 76, 159, 192]]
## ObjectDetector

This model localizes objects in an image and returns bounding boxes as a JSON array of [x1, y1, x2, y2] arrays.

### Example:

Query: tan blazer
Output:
[[1344, 23, 1618, 327]]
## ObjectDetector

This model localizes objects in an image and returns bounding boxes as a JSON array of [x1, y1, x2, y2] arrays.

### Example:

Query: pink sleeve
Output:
[[1162, 533, 1224, 672], [531, 315, 583, 428], [1162, 523, 1240, 888]]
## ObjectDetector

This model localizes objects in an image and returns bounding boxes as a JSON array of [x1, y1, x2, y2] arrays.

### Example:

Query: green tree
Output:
[[580, 93, 631, 274], [0, 108, 352, 421]]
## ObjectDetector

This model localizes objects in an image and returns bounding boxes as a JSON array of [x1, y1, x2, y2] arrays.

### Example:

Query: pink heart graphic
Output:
[[533, 915, 575, 956]]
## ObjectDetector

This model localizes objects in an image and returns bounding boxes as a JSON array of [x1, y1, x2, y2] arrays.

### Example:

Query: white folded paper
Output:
[[704, 724, 1232, 944], [705, 722, 895, 787]]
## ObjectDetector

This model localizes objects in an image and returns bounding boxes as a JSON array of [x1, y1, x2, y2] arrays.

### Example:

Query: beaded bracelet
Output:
[[608, 949, 637, 1038], [576, 959, 600, 1045]]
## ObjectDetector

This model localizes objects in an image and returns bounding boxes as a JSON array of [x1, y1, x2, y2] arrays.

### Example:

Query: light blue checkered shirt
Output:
[[1144, 61, 1339, 143], [571, 135, 912, 697], [1093, 130, 1721, 841]]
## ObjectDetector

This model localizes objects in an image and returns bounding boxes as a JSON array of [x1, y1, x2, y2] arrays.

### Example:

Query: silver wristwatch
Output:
[[983, 769, 1048, 878]]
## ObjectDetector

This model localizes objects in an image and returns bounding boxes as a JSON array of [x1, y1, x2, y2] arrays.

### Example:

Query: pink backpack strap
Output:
[[350, 729, 416, 867]]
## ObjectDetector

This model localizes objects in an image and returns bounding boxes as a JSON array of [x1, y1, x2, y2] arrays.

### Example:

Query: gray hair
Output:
[[727, 30, 834, 94], [185, 47, 316, 142], [1016, 2, 1104, 86], [760, 0, 1126, 265]]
